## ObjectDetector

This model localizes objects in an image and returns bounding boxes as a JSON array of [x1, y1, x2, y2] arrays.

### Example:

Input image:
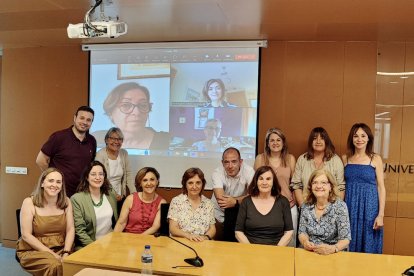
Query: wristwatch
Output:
[[235, 198, 239, 207]]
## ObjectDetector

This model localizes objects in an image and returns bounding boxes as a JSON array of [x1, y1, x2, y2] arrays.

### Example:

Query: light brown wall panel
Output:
[[394, 218, 414, 256], [383, 216, 396, 254], [0, 46, 88, 244]]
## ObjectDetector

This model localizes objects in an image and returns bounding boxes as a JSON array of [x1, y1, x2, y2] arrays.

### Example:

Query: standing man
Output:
[[36, 106, 97, 197], [211, 147, 254, 241]]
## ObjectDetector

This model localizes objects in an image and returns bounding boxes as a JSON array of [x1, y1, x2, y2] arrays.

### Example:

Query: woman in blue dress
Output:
[[342, 123, 386, 253]]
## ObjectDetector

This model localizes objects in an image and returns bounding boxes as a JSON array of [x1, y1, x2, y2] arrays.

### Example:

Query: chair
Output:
[[15, 208, 21, 263], [159, 203, 170, 236], [223, 206, 239, 242]]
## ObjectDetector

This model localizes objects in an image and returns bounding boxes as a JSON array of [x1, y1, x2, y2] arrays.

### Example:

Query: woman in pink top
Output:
[[254, 128, 297, 246], [114, 167, 166, 234]]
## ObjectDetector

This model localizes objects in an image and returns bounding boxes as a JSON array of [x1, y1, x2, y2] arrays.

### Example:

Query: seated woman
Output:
[[298, 169, 351, 255], [168, 167, 216, 241], [114, 167, 166, 234], [235, 166, 293, 246], [71, 161, 118, 250], [16, 168, 74, 276], [95, 127, 137, 211]]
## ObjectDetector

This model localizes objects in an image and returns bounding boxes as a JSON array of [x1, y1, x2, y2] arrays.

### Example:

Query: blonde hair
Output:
[[32, 168, 68, 209], [304, 169, 339, 205]]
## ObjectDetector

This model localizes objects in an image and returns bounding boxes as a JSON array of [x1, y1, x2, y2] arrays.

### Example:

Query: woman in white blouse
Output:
[[95, 127, 136, 211]]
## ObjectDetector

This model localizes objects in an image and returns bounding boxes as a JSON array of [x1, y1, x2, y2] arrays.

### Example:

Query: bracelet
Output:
[[205, 235, 212, 240], [61, 250, 71, 255]]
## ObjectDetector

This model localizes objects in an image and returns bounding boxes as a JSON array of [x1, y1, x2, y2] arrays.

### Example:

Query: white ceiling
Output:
[[1, 0, 414, 49]]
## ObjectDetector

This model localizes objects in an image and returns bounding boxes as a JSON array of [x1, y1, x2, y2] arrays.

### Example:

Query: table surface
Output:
[[64, 232, 295, 276], [295, 248, 414, 276]]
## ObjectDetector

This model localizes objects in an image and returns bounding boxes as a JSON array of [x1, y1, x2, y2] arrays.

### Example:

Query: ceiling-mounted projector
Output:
[[67, 21, 127, 38]]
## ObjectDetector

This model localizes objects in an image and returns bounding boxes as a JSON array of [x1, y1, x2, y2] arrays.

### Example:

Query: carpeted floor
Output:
[[0, 243, 29, 276]]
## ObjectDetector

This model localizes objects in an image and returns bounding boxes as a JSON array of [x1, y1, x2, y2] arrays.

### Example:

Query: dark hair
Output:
[[248, 166, 281, 197], [104, 127, 124, 145], [32, 168, 68, 209], [181, 167, 206, 195], [304, 169, 339, 204], [305, 127, 336, 161], [222, 147, 241, 160], [75, 106, 94, 117], [263, 128, 290, 167], [202, 79, 226, 102], [135, 167, 160, 192], [76, 161, 111, 195], [103, 82, 151, 115], [346, 123, 374, 157]]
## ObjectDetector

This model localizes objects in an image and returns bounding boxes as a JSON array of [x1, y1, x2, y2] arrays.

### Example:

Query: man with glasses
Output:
[[36, 106, 97, 197], [192, 118, 223, 152], [211, 147, 254, 241]]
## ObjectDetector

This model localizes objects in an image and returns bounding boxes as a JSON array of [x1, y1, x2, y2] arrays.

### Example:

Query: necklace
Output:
[[315, 204, 327, 211], [91, 193, 104, 207]]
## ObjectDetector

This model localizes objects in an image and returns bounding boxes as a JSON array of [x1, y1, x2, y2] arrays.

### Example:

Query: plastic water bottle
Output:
[[141, 245, 153, 275]]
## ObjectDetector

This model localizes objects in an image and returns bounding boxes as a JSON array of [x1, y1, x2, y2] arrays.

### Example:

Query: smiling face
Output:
[[106, 131, 123, 153], [222, 149, 242, 177], [42, 171, 63, 197], [185, 174, 203, 197], [140, 171, 158, 195], [204, 120, 221, 142], [268, 133, 283, 153], [353, 127, 369, 151], [257, 170, 273, 194], [312, 134, 326, 153], [110, 89, 149, 134], [311, 174, 332, 199], [207, 81, 223, 102], [88, 165, 105, 191], [73, 111, 94, 134]]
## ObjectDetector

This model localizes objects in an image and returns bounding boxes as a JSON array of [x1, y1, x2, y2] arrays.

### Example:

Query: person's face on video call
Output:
[[111, 89, 149, 133], [208, 81, 223, 102], [73, 111, 94, 134], [222, 149, 242, 177], [204, 121, 221, 142]]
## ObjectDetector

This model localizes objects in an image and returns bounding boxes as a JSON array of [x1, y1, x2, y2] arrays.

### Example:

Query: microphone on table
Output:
[[154, 232, 204, 267]]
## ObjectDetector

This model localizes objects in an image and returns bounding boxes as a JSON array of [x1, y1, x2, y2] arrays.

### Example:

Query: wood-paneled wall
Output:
[[0, 41, 411, 255]]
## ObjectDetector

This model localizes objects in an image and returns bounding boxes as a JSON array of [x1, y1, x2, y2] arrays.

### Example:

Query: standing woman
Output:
[[168, 168, 216, 241], [343, 123, 385, 253], [235, 166, 293, 246], [95, 127, 137, 211], [71, 161, 118, 250], [254, 128, 298, 246], [16, 168, 74, 276], [291, 127, 345, 207], [114, 167, 166, 234]]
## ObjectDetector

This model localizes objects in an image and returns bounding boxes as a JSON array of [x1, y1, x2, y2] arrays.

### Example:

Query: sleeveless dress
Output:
[[16, 210, 66, 276], [124, 192, 163, 234], [344, 162, 383, 253]]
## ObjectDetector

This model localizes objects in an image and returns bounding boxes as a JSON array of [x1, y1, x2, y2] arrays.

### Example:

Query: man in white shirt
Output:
[[211, 147, 254, 241]]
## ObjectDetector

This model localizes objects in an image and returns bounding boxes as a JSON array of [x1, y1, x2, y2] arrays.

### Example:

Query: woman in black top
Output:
[[235, 166, 293, 245]]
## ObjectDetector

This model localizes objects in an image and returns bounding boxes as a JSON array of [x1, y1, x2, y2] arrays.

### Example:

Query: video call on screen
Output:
[[88, 44, 260, 188]]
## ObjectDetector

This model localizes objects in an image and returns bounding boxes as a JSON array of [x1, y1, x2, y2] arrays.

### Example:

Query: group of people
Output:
[[15, 105, 385, 276]]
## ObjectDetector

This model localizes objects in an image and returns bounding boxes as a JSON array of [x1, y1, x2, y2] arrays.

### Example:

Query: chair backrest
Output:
[[159, 203, 170, 236], [16, 209, 21, 238]]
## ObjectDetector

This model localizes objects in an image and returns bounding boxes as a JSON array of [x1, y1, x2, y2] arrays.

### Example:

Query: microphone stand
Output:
[[154, 233, 204, 267]]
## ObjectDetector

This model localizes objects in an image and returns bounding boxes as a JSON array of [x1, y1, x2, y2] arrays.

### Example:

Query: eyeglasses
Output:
[[118, 102, 152, 114], [108, 136, 124, 142], [205, 126, 221, 131], [311, 181, 330, 186]]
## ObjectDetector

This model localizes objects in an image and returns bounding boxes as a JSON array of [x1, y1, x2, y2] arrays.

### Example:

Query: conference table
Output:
[[63, 232, 295, 275], [295, 247, 414, 276]]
